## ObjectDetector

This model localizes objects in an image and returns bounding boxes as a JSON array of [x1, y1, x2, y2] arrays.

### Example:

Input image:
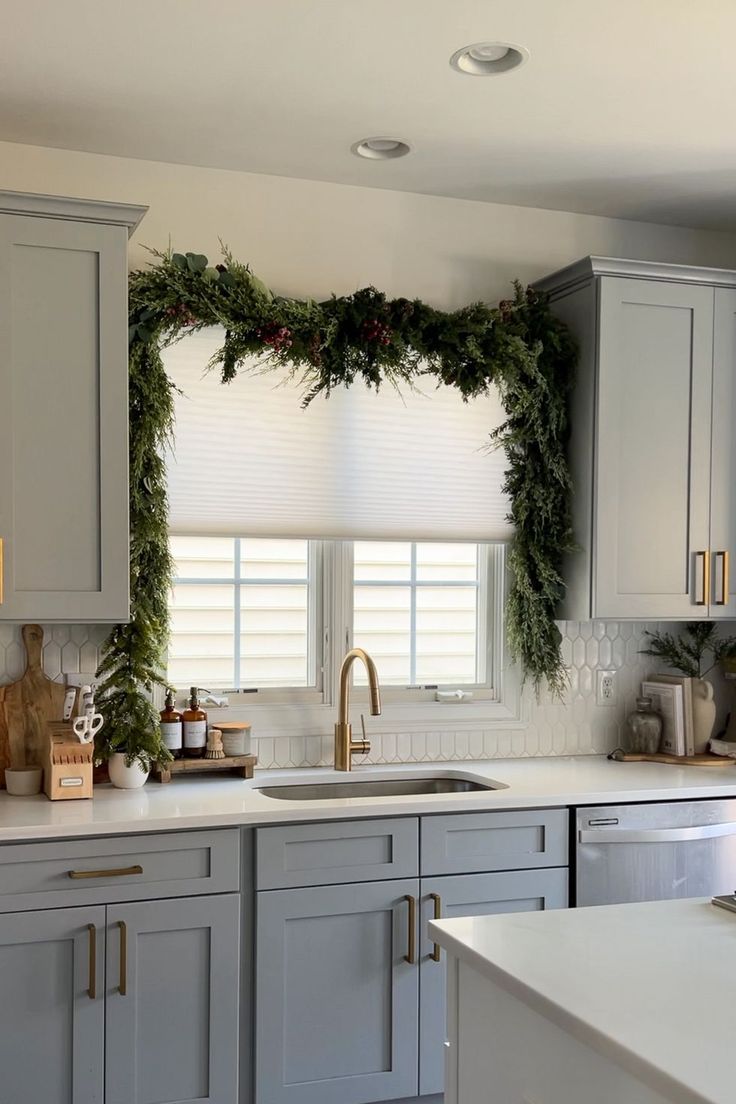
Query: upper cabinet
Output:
[[537, 257, 736, 621], [0, 191, 146, 622]]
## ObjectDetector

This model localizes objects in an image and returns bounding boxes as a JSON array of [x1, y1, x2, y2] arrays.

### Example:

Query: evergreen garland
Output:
[[97, 248, 577, 766]]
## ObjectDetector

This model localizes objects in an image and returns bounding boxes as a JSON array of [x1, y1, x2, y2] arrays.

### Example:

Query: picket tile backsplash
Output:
[[0, 621, 707, 769]]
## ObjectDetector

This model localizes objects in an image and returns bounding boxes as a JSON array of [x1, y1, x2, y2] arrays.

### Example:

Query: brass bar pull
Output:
[[716, 551, 730, 606], [0, 537, 4, 605], [403, 895, 417, 965], [69, 864, 143, 880], [429, 893, 442, 962], [695, 550, 709, 606], [118, 920, 128, 995], [87, 924, 97, 999]]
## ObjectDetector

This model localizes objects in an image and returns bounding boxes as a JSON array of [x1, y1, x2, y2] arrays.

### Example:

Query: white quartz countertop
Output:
[[430, 897, 736, 1104], [1, 754, 736, 842]]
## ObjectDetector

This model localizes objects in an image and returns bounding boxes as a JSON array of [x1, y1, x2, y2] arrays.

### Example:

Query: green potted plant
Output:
[[640, 623, 736, 753], [94, 629, 172, 788]]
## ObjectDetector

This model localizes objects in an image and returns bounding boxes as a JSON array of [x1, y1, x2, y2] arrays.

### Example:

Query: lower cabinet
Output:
[[0, 893, 240, 1104], [0, 905, 106, 1104], [256, 879, 420, 1104], [418, 868, 569, 1096]]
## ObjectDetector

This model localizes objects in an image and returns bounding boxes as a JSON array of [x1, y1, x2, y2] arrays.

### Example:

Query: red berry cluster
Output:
[[361, 318, 392, 346], [165, 304, 197, 326], [258, 323, 293, 352]]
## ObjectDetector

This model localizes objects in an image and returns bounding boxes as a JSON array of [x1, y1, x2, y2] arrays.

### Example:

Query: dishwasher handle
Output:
[[579, 821, 736, 844]]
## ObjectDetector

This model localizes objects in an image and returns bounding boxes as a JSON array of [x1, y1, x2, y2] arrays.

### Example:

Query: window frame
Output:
[[164, 538, 524, 736]]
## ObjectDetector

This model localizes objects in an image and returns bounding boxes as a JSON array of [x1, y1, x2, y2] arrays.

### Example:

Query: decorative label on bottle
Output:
[[160, 721, 183, 752], [183, 719, 207, 750]]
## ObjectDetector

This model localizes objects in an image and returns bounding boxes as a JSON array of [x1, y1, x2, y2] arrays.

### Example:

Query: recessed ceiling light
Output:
[[450, 41, 529, 75], [351, 137, 412, 161]]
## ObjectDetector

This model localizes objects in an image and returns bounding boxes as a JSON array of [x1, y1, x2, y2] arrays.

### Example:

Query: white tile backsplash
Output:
[[3, 620, 729, 770]]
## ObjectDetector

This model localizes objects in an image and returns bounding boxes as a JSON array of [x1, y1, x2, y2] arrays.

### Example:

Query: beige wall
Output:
[[3, 139, 736, 307]]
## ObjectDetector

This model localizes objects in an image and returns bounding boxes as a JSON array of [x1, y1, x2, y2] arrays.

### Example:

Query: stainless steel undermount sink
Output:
[[257, 775, 501, 801]]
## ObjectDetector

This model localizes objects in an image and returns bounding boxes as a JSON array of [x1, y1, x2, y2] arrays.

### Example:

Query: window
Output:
[[167, 536, 502, 702], [162, 328, 515, 723]]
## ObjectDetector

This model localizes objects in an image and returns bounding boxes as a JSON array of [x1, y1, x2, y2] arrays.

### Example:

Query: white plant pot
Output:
[[108, 752, 150, 790]]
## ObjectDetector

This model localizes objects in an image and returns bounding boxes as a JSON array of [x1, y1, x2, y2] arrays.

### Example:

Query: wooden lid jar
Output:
[[217, 721, 252, 757]]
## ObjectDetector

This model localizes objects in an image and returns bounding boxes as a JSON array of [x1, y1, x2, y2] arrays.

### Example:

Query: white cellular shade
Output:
[[163, 327, 512, 541]]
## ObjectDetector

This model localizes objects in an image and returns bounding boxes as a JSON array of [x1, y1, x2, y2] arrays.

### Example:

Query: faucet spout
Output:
[[334, 648, 381, 771]]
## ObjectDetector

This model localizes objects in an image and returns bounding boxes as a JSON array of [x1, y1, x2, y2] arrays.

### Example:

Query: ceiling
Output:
[[3, 0, 736, 230]]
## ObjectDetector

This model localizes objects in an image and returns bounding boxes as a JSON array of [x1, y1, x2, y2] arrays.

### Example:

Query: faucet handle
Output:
[[352, 714, 371, 757]]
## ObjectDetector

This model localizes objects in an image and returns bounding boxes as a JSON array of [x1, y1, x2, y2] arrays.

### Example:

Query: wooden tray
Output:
[[609, 750, 735, 767], [152, 754, 257, 784]]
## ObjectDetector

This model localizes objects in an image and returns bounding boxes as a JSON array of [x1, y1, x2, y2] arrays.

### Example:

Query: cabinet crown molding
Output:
[[535, 255, 736, 298], [0, 189, 147, 236]]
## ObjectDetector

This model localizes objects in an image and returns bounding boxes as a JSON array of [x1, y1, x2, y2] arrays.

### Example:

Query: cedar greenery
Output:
[[96, 248, 577, 766], [640, 623, 736, 679]]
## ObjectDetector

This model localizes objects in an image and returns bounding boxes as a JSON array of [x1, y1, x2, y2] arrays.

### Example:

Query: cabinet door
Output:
[[256, 879, 419, 1104], [0, 213, 129, 621], [0, 905, 105, 1104], [419, 869, 568, 1096], [710, 287, 736, 616], [105, 894, 240, 1104], [595, 277, 713, 618]]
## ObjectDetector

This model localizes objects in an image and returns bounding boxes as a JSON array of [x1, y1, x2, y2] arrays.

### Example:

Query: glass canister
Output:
[[624, 696, 663, 754]]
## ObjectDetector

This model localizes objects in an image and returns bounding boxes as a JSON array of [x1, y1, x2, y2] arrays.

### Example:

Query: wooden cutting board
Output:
[[610, 750, 735, 767], [0, 625, 68, 785]]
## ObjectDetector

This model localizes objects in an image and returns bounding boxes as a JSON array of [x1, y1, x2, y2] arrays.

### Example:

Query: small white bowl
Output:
[[5, 767, 43, 796]]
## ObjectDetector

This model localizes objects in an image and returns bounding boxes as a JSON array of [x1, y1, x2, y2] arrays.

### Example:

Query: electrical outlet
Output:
[[596, 669, 617, 706]]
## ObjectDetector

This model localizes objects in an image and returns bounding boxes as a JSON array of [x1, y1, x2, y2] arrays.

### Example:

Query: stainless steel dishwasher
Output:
[[576, 799, 736, 906]]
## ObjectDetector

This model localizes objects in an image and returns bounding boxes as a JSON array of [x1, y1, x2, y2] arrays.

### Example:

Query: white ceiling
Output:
[[3, 0, 736, 230]]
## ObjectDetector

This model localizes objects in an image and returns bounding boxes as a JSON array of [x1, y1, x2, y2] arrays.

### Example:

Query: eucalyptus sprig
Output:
[[97, 249, 578, 763]]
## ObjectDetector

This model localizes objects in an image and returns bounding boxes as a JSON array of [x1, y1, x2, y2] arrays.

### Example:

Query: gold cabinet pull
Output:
[[87, 924, 97, 1000], [0, 537, 4, 605], [695, 550, 710, 606], [716, 551, 730, 606], [403, 895, 417, 965], [118, 920, 128, 995], [429, 893, 442, 962], [68, 864, 143, 880]]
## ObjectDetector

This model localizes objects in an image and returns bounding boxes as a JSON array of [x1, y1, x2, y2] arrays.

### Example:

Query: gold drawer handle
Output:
[[716, 550, 730, 606], [403, 894, 417, 965], [429, 892, 442, 962], [695, 550, 710, 606], [87, 923, 97, 1000], [69, 864, 143, 880], [0, 537, 4, 605], [118, 920, 128, 995]]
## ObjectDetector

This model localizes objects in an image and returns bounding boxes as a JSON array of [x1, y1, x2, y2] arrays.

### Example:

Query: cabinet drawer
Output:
[[421, 810, 568, 875], [256, 818, 418, 889], [0, 829, 240, 912]]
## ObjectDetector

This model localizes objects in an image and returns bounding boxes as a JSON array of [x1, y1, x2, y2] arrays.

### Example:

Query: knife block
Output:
[[43, 722, 94, 800]]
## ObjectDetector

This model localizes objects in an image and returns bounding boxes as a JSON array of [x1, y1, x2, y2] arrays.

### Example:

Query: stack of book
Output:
[[641, 675, 694, 757]]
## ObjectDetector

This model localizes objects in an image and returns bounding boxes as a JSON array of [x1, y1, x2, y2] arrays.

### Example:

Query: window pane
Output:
[[168, 583, 235, 688], [352, 540, 483, 688], [353, 584, 411, 685], [167, 538, 316, 691], [354, 541, 411, 582], [241, 538, 309, 581]]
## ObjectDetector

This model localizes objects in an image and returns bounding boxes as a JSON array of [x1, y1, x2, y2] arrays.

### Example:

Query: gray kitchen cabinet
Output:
[[418, 868, 569, 1096], [536, 256, 736, 620], [0, 904, 106, 1104], [256, 878, 420, 1104], [0, 191, 146, 622], [105, 893, 241, 1104]]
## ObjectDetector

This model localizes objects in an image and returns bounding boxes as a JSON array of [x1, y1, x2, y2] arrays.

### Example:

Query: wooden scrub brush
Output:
[[204, 728, 225, 759]]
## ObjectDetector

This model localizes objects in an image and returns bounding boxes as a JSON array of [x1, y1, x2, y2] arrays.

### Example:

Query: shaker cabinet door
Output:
[[0, 905, 106, 1104], [256, 879, 419, 1104], [710, 287, 736, 617], [0, 212, 130, 621], [418, 869, 568, 1096], [105, 894, 240, 1104], [594, 277, 713, 618]]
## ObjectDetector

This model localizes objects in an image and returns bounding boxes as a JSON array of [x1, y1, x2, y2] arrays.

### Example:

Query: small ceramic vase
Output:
[[691, 678, 717, 754], [108, 752, 150, 790]]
